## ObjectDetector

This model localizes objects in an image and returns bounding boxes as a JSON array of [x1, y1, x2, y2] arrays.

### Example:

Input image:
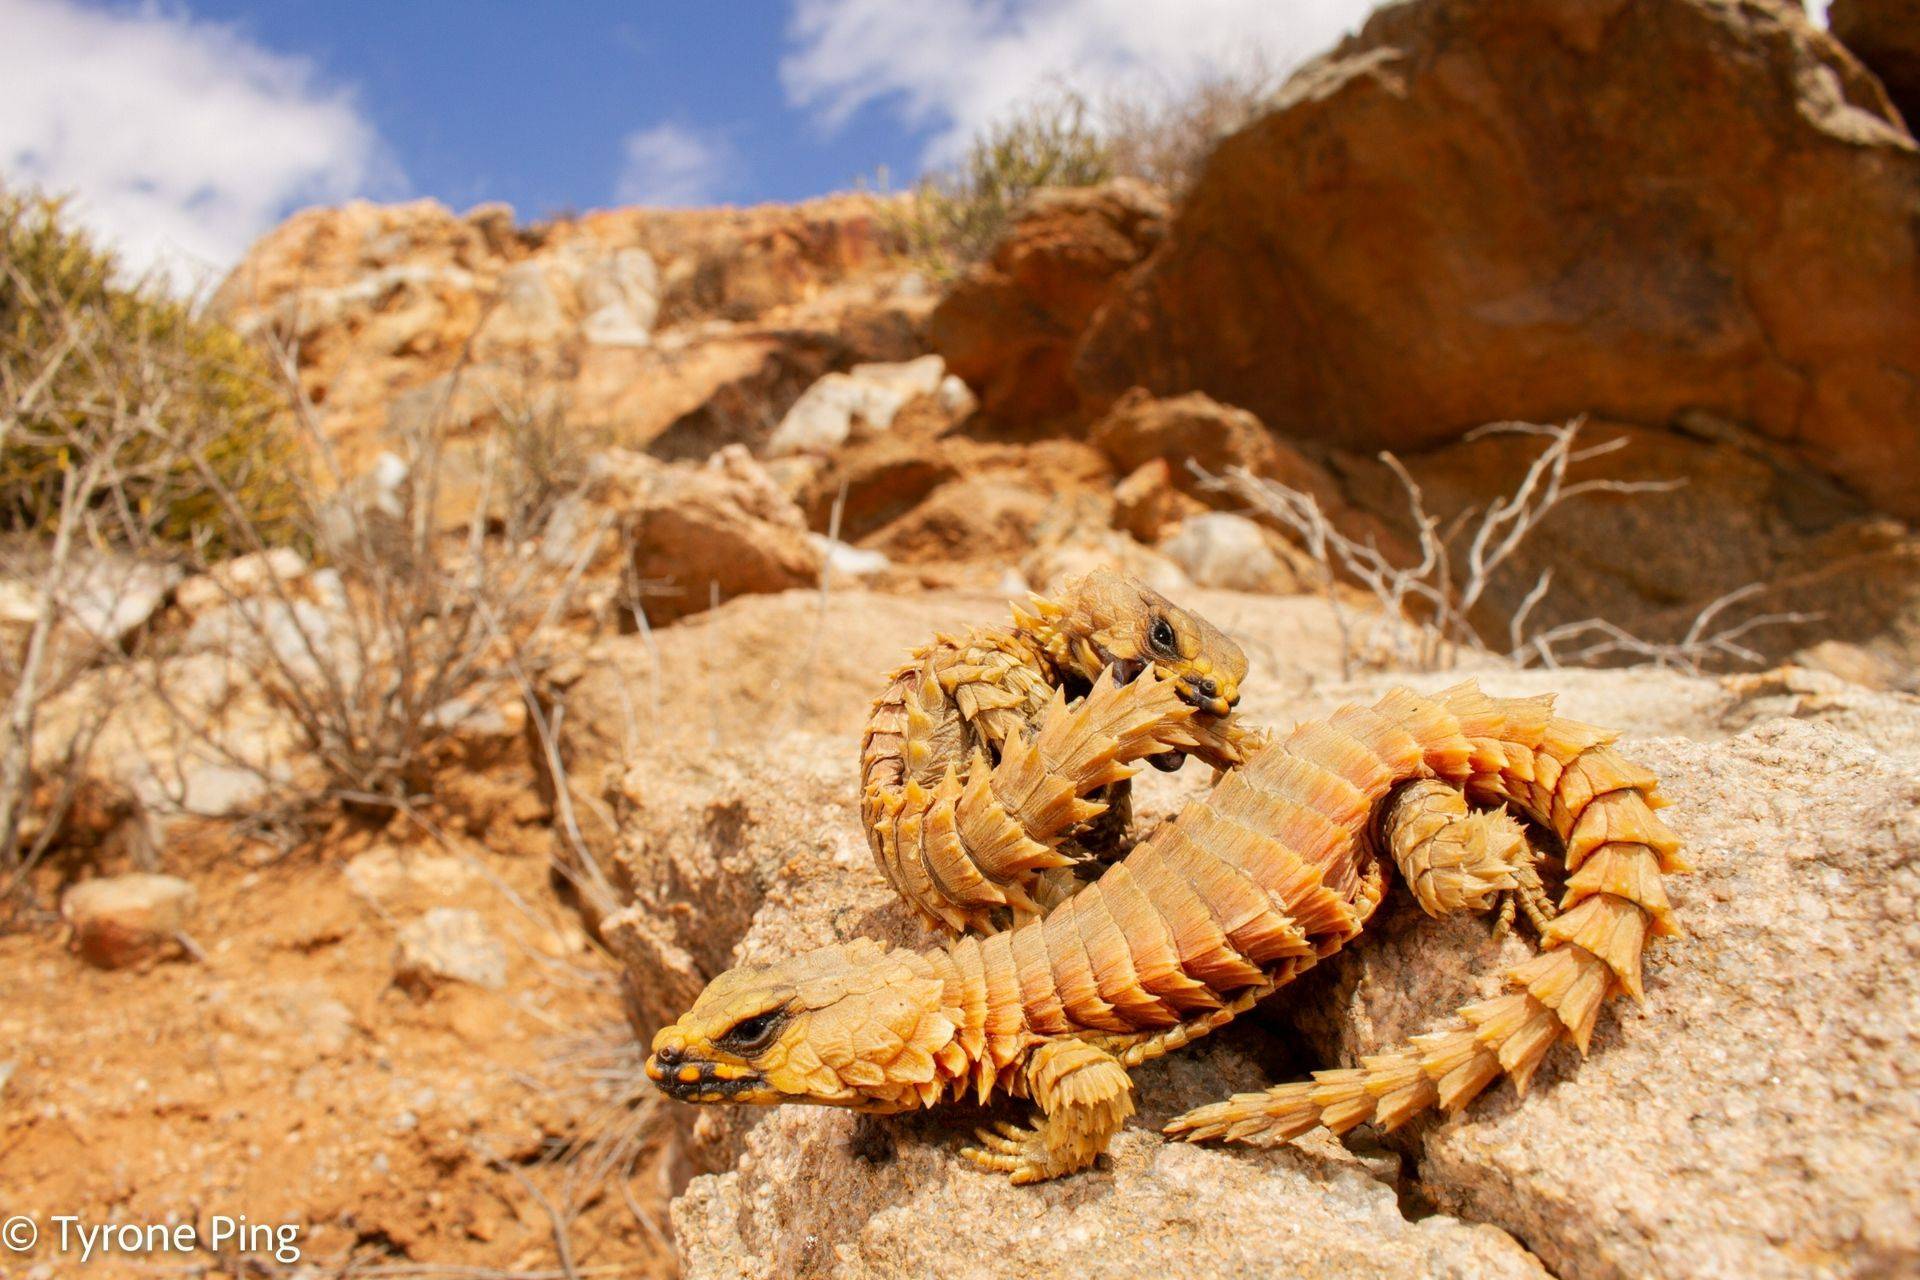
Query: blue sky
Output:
[[0, 0, 1389, 285], [181, 0, 921, 218]]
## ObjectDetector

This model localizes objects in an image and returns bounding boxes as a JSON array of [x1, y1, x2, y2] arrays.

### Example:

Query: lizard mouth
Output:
[[644, 1052, 776, 1104]]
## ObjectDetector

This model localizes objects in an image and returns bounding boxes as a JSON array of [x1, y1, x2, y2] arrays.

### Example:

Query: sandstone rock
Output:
[[765, 355, 949, 456], [395, 907, 508, 992], [1020, 529, 1192, 598], [797, 438, 962, 542], [1333, 420, 1920, 668], [1276, 702, 1920, 1280], [1159, 512, 1304, 594], [215, 194, 913, 476], [1074, 0, 1920, 519], [1830, 0, 1920, 125], [930, 180, 1168, 422], [61, 874, 197, 970], [543, 446, 823, 625], [1111, 458, 1208, 542], [675, 1094, 1548, 1280], [861, 476, 1052, 567], [344, 846, 477, 907], [1089, 389, 1280, 486], [174, 549, 310, 618], [600, 603, 1920, 1279]]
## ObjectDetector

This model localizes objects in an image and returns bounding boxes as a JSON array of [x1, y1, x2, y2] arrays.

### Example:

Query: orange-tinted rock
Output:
[[1111, 459, 1208, 543], [1830, 0, 1920, 127], [929, 180, 1168, 423], [543, 447, 822, 625], [1075, 0, 1920, 518], [62, 874, 197, 970], [215, 195, 918, 475]]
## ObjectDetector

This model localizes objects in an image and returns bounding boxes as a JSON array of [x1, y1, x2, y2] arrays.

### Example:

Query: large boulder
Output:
[[930, 180, 1168, 423], [1074, 0, 1920, 519], [1830, 0, 1920, 125], [1278, 700, 1920, 1280], [632, 652, 1920, 1279]]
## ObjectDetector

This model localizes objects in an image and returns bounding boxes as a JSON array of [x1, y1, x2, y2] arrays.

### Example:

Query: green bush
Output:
[[0, 188, 304, 551], [890, 94, 1114, 277]]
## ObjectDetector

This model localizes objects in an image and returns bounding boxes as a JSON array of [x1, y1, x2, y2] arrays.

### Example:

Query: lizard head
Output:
[[645, 939, 959, 1113], [1042, 569, 1248, 718]]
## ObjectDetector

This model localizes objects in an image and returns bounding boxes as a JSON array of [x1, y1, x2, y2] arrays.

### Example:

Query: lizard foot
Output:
[[960, 1120, 1070, 1185]]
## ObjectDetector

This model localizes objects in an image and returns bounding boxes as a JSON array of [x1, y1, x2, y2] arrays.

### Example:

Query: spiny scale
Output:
[[1164, 682, 1685, 1151]]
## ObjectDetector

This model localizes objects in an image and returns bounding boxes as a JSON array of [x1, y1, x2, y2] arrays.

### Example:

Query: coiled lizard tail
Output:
[[658, 681, 1623, 1183], [861, 569, 1253, 935], [1165, 684, 1687, 1148]]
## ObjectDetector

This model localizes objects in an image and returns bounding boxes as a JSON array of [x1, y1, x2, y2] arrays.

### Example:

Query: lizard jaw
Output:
[[644, 1051, 780, 1104]]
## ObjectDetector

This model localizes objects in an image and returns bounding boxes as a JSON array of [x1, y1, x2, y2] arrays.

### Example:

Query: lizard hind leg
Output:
[[1379, 778, 1538, 921], [961, 1038, 1134, 1184]]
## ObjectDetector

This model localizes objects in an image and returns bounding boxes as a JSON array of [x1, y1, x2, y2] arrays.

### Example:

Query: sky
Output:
[[0, 0, 1834, 291], [0, 0, 1394, 289]]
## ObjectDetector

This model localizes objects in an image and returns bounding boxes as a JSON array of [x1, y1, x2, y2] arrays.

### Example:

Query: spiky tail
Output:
[[1167, 684, 1687, 1145], [868, 665, 1204, 934]]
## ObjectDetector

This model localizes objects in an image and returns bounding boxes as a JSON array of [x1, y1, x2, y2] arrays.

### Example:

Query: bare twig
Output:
[[1203, 419, 1797, 675]]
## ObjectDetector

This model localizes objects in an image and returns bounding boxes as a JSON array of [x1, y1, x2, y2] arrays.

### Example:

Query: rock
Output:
[[797, 438, 961, 542], [861, 476, 1052, 567], [183, 596, 354, 688], [56, 556, 182, 645], [811, 536, 891, 581], [1830, 0, 1920, 125], [1021, 530, 1193, 598], [174, 548, 310, 618], [1074, 0, 1920, 519], [61, 874, 197, 970], [543, 446, 823, 625], [1159, 512, 1304, 593], [215, 194, 910, 475], [344, 846, 478, 907], [1280, 710, 1920, 1280], [1111, 458, 1208, 543], [394, 908, 508, 992], [930, 180, 1168, 422], [675, 1103, 1548, 1280], [1090, 390, 1271, 482], [766, 355, 949, 456]]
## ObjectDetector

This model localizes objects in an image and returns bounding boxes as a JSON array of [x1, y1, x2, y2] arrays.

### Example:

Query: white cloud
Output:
[[781, 0, 1383, 168], [615, 123, 738, 207], [0, 0, 393, 291]]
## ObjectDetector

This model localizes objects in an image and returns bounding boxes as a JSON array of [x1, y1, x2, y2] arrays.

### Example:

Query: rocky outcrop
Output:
[[214, 195, 923, 477], [1831, 0, 1920, 125], [540, 446, 822, 625], [600, 590, 1920, 1278], [930, 180, 1167, 423], [1283, 708, 1920, 1280], [1074, 0, 1920, 519]]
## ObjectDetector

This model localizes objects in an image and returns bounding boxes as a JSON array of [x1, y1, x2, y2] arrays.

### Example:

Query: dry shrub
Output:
[[0, 194, 600, 890], [888, 92, 1114, 277], [1206, 419, 1815, 677], [1099, 56, 1284, 194], [0, 187, 302, 550]]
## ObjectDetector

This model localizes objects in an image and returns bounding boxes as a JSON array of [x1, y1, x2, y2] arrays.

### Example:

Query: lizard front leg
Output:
[[961, 1038, 1134, 1184]]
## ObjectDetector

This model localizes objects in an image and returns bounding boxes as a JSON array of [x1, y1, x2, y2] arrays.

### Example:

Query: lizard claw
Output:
[[960, 1121, 1062, 1184]]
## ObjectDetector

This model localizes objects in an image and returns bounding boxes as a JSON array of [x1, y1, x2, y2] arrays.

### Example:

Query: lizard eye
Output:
[[716, 1009, 785, 1055], [1149, 616, 1177, 654]]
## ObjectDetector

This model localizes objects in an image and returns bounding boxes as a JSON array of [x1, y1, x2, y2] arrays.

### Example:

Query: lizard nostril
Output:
[[1194, 677, 1217, 697]]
